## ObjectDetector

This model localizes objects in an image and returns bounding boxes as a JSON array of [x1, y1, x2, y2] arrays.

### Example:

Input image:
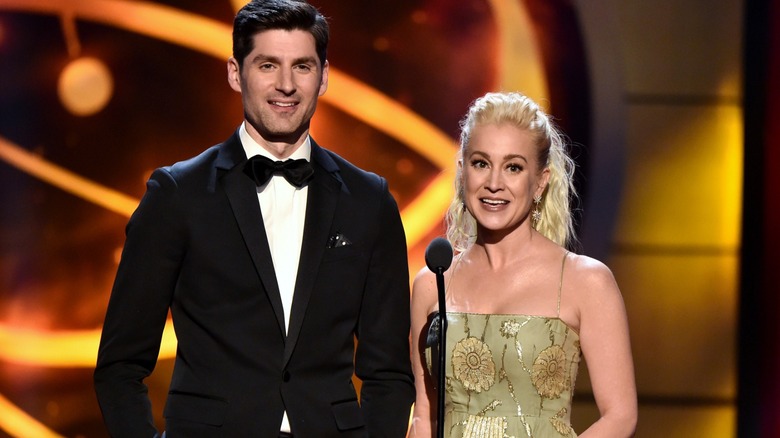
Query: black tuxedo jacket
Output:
[[94, 132, 414, 437]]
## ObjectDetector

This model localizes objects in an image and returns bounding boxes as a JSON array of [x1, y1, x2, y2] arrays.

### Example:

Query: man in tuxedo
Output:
[[93, 1, 414, 436]]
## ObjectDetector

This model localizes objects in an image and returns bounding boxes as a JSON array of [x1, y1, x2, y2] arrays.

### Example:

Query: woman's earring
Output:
[[532, 195, 542, 227]]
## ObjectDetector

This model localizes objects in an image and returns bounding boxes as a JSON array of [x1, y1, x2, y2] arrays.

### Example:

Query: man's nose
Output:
[[276, 69, 295, 94]]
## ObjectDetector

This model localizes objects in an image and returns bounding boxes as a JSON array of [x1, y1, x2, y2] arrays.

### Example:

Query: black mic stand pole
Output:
[[425, 236, 452, 438], [435, 265, 447, 438]]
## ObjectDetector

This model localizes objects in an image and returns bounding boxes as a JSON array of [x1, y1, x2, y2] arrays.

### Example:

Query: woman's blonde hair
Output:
[[446, 91, 577, 252]]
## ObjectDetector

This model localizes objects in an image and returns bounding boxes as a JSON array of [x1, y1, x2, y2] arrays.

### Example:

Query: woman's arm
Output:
[[407, 268, 439, 438], [574, 256, 638, 437]]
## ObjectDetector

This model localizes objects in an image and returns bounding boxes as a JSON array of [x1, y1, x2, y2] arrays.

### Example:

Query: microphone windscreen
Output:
[[425, 237, 453, 272]]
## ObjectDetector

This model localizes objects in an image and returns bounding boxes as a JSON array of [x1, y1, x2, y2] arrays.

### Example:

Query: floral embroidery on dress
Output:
[[462, 414, 510, 438], [452, 336, 496, 392], [531, 345, 568, 399], [433, 314, 581, 437], [499, 320, 521, 338], [549, 407, 573, 436]]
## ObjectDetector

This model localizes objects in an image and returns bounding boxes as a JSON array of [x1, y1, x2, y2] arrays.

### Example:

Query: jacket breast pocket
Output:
[[321, 244, 364, 264], [164, 391, 228, 426], [331, 399, 365, 431]]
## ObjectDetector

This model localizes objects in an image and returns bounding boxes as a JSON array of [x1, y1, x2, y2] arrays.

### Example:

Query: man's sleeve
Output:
[[354, 179, 415, 437], [94, 168, 184, 438]]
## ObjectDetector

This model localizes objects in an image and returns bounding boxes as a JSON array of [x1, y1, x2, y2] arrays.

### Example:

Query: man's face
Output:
[[228, 29, 328, 147]]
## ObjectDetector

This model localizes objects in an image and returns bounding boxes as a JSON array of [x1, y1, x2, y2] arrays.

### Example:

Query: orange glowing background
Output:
[[0, 1, 584, 435], [0, 1, 748, 437]]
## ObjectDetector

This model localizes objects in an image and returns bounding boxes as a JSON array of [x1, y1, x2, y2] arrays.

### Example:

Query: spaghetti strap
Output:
[[557, 251, 569, 317]]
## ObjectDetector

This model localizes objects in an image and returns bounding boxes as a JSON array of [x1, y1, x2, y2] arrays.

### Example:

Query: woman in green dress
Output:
[[409, 92, 637, 437]]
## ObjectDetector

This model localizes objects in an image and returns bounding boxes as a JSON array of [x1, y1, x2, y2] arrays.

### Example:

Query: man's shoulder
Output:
[[166, 144, 222, 174], [161, 133, 241, 181], [316, 145, 384, 188]]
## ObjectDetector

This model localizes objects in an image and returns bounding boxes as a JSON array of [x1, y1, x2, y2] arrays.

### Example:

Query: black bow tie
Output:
[[244, 155, 314, 188]]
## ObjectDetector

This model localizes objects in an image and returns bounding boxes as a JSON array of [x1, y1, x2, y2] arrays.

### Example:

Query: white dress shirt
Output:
[[239, 122, 310, 433]]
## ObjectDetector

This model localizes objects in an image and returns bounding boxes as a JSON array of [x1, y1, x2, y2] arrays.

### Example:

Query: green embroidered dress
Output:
[[425, 257, 581, 437]]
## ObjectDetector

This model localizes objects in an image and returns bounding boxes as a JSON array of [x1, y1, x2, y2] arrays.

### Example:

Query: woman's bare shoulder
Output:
[[567, 252, 613, 275], [564, 253, 621, 300]]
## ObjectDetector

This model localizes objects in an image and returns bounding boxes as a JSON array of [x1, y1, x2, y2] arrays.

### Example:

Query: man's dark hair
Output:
[[232, 0, 329, 68]]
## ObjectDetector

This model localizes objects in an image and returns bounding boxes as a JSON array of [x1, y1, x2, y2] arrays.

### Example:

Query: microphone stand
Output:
[[435, 265, 447, 438], [425, 236, 452, 438]]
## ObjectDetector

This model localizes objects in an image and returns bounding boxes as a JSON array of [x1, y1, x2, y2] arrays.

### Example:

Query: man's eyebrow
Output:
[[248, 54, 318, 65]]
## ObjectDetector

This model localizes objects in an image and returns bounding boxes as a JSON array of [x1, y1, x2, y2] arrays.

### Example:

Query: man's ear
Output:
[[318, 60, 329, 96], [227, 57, 242, 93]]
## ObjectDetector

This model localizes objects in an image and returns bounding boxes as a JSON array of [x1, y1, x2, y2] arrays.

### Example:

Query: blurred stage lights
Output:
[[0, 0, 546, 435], [58, 56, 114, 116]]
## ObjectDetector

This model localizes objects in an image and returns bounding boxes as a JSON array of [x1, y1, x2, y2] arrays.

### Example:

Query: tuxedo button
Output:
[[283, 371, 291, 382]]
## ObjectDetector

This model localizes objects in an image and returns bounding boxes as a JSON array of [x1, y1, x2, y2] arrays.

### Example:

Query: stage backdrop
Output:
[[0, 1, 747, 437], [0, 1, 590, 436]]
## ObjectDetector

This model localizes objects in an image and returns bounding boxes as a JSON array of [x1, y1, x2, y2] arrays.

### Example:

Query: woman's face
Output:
[[461, 122, 549, 236]]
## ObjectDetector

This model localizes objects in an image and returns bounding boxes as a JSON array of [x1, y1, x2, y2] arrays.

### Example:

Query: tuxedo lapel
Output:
[[283, 143, 342, 365], [217, 134, 286, 337]]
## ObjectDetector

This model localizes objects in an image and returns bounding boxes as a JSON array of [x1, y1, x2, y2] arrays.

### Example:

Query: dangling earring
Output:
[[532, 195, 542, 227]]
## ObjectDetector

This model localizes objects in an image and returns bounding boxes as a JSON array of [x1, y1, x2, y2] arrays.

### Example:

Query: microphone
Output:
[[424, 237, 452, 438], [425, 236, 453, 274]]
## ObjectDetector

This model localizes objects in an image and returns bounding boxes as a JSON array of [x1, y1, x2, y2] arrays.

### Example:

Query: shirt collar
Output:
[[238, 121, 312, 162]]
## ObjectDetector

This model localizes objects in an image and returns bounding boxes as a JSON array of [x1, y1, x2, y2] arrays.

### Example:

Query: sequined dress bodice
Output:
[[426, 312, 581, 437]]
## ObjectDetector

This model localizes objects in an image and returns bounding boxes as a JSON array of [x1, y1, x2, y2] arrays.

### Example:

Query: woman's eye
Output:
[[507, 163, 522, 172], [470, 159, 488, 169]]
